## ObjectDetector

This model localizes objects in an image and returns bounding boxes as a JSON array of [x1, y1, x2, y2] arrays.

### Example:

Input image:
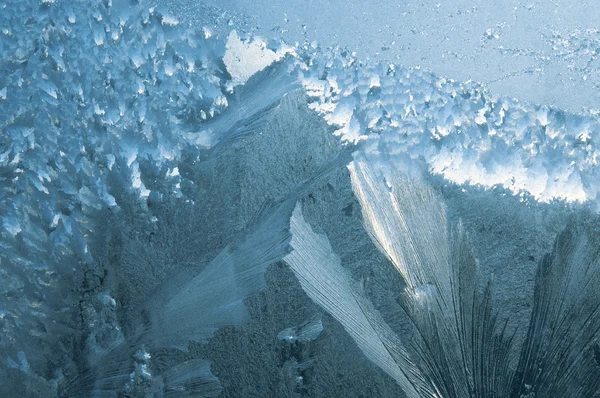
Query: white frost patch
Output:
[[130, 161, 151, 198], [106, 154, 116, 170], [161, 15, 179, 26], [168, 167, 180, 177], [50, 214, 61, 229], [99, 292, 117, 309], [3, 216, 21, 236], [302, 52, 600, 205], [323, 97, 366, 143], [183, 129, 213, 148], [223, 30, 292, 86]]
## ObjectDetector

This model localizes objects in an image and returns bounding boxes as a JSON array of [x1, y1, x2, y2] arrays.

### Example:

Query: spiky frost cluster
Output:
[[302, 48, 600, 204], [0, 0, 230, 392]]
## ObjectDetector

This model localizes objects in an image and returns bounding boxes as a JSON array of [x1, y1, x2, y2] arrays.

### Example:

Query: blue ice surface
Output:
[[1, 0, 600, 397]]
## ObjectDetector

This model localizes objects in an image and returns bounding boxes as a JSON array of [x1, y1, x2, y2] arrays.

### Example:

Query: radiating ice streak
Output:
[[348, 159, 452, 304], [512, 220, 600, 398], [196, 58, 301, 151], [148, 198, 292, 348], [154, 359, 222, 397], [284, 204, 434, 398], [348, 158, 515, 397]]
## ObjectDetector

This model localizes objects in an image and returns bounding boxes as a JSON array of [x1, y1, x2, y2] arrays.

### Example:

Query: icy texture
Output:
[[287, 160, 600, 397], [0, 0, 233, 394], [300, 51, 600, 204], [1, 0, 600, 396], [347, 159, 513, 397], [284, 204, 426, 397], [223, 30, 294, 86], [278, 316, 323, 344]]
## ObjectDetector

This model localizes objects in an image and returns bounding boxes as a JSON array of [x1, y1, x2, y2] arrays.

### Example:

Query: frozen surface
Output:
[[1, 0, 600, 397], [147, 2, 600, 204], [156, 0, 600, 113], [301, 56, 600, 204], [223, 30, 293, 86]]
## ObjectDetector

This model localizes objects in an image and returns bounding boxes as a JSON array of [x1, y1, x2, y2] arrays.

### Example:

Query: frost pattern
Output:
[[1, 0, 600, 396], [287, 160, 600, 397], [300, 49, 600, 204], [284, 204, 427, 397], [223, 30, 294, 86], [0, 0, 232, 395]]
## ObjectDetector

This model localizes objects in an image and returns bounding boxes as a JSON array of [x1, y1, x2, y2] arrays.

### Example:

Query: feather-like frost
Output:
[[278, 315, 324, 343], [284, 203, 432, 398], [511, 219, 600, 398], [61, 148, 350, 396], [147, 148, 351, 348], [154, 359, 222, 397], [348, 158, 514, 397], [148, 199, 292, 348]]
